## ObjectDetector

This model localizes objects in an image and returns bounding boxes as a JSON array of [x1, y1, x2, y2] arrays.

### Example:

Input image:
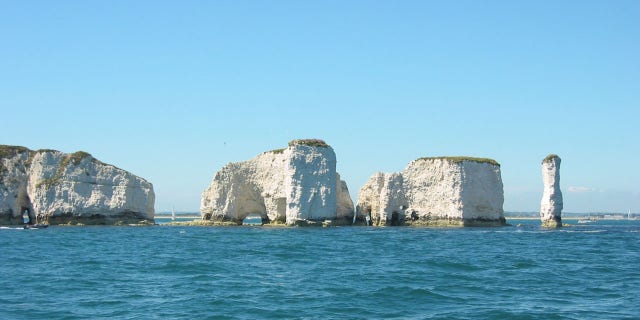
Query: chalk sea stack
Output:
[[356, 157, 506, 227], [0, 145, 155, 225], [540, 154, 563, 228], [200, 139, 354, 225]]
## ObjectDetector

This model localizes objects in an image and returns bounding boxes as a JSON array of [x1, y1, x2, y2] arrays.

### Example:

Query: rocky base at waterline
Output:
[[45, 211, 155, 226], [401, 217, 508, 227], [0, 145, 155, 225], [164, 219, 354, 227], [200, 139, 354, 226], [356, 157, 506, 227]]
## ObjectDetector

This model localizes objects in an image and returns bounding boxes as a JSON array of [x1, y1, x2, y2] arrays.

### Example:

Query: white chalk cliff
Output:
[[200, 139, 354, 225], [356, 157, 505, 226], [0, 146, 155, 225], [540, 154, 563, 227]]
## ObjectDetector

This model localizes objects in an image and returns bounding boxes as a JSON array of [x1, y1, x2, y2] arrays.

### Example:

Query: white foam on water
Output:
[[0, 226, 24, 230]]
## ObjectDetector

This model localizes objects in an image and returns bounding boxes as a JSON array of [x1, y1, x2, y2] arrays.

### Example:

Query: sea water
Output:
[[1, 220, 639, 319]]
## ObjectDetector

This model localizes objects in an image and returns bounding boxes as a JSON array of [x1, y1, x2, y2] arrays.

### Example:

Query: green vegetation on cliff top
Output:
[[0, 145, 95, 187], [1, 145, 93, 161], [264, 148, 285, 154], [65, 151, 93, 166], [35, 149, 59, 153], [542, 154, 560, 163], [0, 145, 30, 174], [288, 139, 330, 148], [417, 156, 500, 166], [263, 139, 329, 154], [0, 145, 30, 159]]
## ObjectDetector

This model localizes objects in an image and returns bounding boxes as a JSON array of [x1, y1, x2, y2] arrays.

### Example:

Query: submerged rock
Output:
[[540, 154, 563, 228], [0, 145, 155, 225], [356, 157, 505, 227], [200, 139, 354, 225]]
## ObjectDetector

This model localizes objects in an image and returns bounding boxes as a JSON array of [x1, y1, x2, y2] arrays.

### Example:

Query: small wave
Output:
[[371, 285, 456, 301], [0, 226, 24, 230], [563, 229, 606, 233]]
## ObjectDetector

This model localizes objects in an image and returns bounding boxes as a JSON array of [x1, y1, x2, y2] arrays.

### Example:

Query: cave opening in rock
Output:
[[391, 211, 401, 226], [364, 207, 372, 225], [22, 207, 36, 225], [17, 187, 36, 225], [242, 213, 263, 226]]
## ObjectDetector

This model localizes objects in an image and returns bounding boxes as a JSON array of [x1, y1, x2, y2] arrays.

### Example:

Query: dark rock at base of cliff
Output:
[[45, 211, 154, 226]]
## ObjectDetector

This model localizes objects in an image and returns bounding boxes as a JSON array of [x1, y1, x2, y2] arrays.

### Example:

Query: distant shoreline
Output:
[[505, 216, 638, 221]]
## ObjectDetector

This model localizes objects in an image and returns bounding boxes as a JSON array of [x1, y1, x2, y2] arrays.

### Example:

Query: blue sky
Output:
[[1, 1, 638, 213]]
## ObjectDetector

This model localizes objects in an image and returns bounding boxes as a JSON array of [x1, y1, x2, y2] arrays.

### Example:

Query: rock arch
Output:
[[17, 184, 36, 224]]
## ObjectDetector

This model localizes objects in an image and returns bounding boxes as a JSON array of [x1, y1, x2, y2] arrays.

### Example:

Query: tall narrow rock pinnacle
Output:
[[540, 154, 563, 228]]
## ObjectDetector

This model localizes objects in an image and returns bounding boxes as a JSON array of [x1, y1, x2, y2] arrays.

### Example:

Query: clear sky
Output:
[[1, 1, 638, 213]]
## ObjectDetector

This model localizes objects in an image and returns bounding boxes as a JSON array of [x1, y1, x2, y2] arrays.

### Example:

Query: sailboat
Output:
[[171, 206, 176, 221]]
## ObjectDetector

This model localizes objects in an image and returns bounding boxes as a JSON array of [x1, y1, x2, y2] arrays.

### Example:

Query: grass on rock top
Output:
[[66, 151, 92, 166], [0, 145, 30, 159], [542, 154, 560, 163], [1, 145, 122, 185], [264, 139, 329, 154], [417, 156, 500, 166], [265, 148, 285, 154], [288, 139, 330, 148], [0, 145, 31, 175]]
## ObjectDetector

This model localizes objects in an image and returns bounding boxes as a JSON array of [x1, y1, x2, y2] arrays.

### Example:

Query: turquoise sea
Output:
[[1, 219, 639, 319]]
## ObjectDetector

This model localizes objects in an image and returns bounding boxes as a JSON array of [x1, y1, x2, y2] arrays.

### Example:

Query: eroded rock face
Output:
[[0, 146, 155, 225], [540, 155, 563, 228], [356, 157, 505, 227], [200, 139, 354, 225]]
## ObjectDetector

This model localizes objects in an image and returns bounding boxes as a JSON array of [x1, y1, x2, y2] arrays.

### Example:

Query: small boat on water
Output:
[[578, 217, 596, 224], [24, 223, 49, 229], [24, 214, 49, 229]]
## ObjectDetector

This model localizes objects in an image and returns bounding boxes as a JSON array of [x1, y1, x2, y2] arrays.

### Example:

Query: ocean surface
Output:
[[1, 219, 639, 319]]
